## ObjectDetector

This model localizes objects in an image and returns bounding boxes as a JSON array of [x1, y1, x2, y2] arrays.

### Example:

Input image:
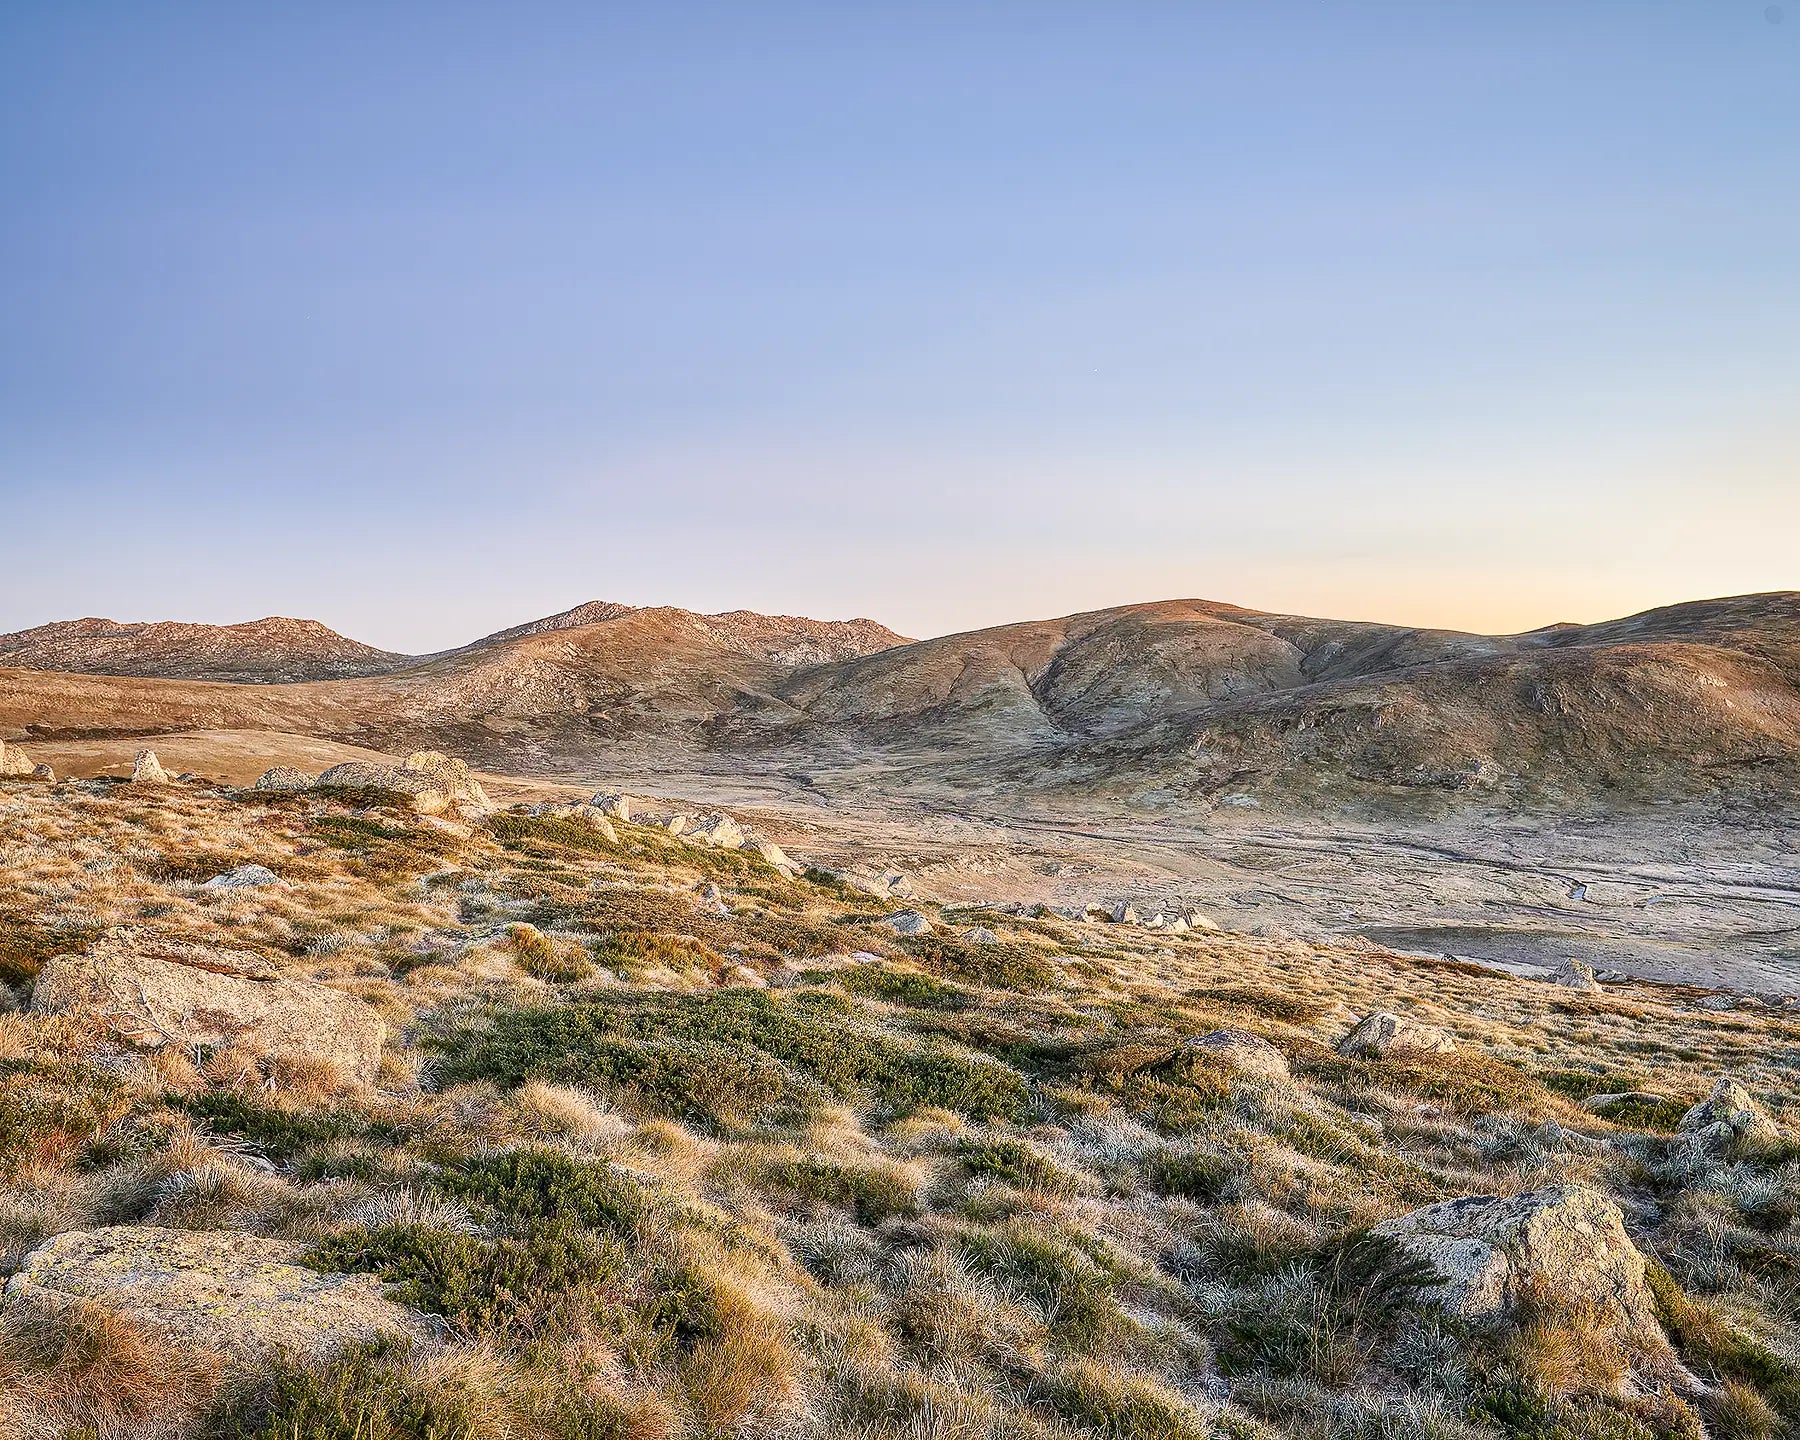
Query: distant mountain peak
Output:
[[0, 615, 408, 684], [461, 601, 911, 665]]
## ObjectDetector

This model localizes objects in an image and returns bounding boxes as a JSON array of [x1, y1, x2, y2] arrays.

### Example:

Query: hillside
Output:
[[0, 617, 411, 684], [0, 604, 911, 687], [2, 593, 1797, 812], [458, 601, 910, 665], [3, 770, 1799, 1437]]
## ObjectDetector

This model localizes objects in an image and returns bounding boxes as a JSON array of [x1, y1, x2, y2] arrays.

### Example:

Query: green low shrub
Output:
[[431, 989, 1027, 1127], [438, 1148, 649, 1232], [956, 1136, 1074, 1193], [840, 965, 970, 1010], [305, 1221, 627, 1333], [897, 933, 1059, 991], [179, 1091, 381, 1161], [759, 1155, 920, 1223], [204, 1339, 495, 1440]]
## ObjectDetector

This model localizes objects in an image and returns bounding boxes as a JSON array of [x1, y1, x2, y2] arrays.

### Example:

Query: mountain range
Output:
[[3, 592, 1796, 812]]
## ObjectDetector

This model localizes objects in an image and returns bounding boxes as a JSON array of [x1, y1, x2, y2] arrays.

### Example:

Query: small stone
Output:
[[314, 751, 487, 815], [201, 864, 285, 889], [1110, 902, 1138, 925], [33, 935, 385, 1083], [1371, 1185, 1687, 1390], [131, 749, 171, 785], [29, 763, 54, 782], [744, 835, 796, 873], [961, 926, 1001, 945]]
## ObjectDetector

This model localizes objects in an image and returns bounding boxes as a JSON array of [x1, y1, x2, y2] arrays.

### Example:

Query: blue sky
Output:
[[1, 2, 1794, 649]]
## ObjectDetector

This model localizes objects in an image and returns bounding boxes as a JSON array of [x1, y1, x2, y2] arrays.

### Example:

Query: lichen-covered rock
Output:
[[402, 751, 489, 808], [201, 864, 285, 889], [1584, 1090, 1669, 1115], [962, 926, 1001, 946], [131, 749, 171, 784], [1111, 902, 1138, 925], [744, 836, 795, 873], [687, 813, 746, 849], [2, 1226, 434, 1362], [1185, 1028, 1290, 1081], [315, 751, 488, 815], [591, 792, 633, 821], [29, 762, 54, 781], [1678, 1078, 1782, 1153], [1553, 958, 1602, 993], [1337, 1011, 1457, 1059], [254, 766, 314, 790], [32, 935, 384, 1083], [0, 740, 40, 777], [1371, 1185, 1683, 1385], [883, 909, 933, 936]]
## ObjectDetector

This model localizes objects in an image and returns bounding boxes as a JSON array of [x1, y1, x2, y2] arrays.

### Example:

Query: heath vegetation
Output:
[[2, 774, 1799, 1440]]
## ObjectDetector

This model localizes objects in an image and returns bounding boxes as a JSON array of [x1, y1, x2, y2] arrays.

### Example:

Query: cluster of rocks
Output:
[[255, 750, 490, 815], [521, 792, 803, 878], [0, 738, 54, 781], [946, 896, 1219, 932]]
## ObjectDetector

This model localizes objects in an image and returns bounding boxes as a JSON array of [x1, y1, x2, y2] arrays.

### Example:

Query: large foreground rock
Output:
[[1337, 1011, 1458, 1059], [314, 750, 488, 815], [3, 1226, 434, 1362], [131, 748, 172, 784], [1372, 1185, 1681, 1381], [32, 934, 385, 1083]]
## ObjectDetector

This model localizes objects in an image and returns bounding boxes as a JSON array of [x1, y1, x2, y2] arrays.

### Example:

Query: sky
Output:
[[1, 2, 1795, 651]]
